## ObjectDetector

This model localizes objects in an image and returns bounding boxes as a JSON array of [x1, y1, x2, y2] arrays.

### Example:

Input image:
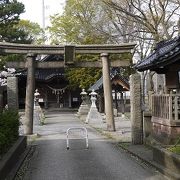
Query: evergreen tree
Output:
[[0, 0, 31, 43], [0, 0, 37, 69]]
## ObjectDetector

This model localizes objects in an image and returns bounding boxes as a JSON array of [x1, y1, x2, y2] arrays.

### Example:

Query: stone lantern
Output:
[[80, 89, 87, 105], [34, 89, 40, 106], [34, 89, 42, 125], [89, 89, 97, 108], [85, 89, 103, 124], [77, 89, 89, 121]]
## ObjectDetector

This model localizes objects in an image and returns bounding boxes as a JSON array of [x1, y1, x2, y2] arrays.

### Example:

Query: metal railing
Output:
[[66, 127, 89, 150]]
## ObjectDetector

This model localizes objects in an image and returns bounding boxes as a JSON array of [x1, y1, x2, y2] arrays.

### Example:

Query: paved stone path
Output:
[[16, 112, 167, 180]]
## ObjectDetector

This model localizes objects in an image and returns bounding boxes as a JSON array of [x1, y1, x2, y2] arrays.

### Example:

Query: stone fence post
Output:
[[130, 73, 143, 144], [7, 76, 19, 111], [143, 111, 152, 138]]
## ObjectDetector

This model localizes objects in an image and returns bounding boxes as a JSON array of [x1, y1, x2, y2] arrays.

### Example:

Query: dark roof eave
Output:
[[135, 36, 180, 71], [136, 51, 180, 72]]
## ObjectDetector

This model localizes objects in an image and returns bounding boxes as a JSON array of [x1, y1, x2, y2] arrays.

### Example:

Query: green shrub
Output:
[[0, 110, 20, 155], [167, 146, 180, 154], [166, 137, 180, 155]]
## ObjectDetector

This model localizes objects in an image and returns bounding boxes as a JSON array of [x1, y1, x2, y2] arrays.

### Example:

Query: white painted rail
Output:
[[66, 127, 88, 150]]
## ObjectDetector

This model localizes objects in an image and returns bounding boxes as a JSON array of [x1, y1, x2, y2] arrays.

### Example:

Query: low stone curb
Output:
[[90, 124, 180, 180], [6, 146, 31, 180], [118, 143, 180, 180], [0, 136, 27, 180], [152, 145, 180, 180]]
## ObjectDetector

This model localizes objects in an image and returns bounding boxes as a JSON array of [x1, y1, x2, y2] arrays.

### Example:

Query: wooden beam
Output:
[[6, 59, 130, 68], [0, 42, 136, 55]]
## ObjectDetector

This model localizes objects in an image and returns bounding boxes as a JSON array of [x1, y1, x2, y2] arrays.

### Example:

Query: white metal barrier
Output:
[[66, 127, 88, 150]]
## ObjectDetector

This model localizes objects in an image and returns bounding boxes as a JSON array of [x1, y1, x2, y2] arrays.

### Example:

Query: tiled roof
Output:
[[39, 54, 64, 62], [17, 55, 65, 81], [36, 69, 65, 81], [17, 68, 65, 81], [135, 36, 180, 71], [88, 76, 103, 91], [88, 70, 129, 92]]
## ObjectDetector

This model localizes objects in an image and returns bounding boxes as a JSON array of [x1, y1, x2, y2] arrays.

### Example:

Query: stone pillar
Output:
[[68, 91, 72, 108], [143, 111, 152, 138], [114, 89, 118, 109], [44, 90, 48, 109], [0, 89, 3, 111], [24, 54, 36, 135], [130, 73, 143, 144], [98, 93, 104, 113], [101, 53, 115, 131], [7, 76, 18, 110], [121, 92, 125, 116]]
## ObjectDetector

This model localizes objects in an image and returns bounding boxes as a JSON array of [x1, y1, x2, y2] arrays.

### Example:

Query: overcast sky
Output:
[[18, 0, 66, 28]]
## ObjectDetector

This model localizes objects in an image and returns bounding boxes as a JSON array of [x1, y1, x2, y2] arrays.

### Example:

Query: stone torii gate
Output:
[[0, 42, 136, 135]]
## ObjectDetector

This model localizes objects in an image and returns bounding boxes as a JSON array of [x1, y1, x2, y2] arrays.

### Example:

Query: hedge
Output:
[[0, 110, 19, 156]]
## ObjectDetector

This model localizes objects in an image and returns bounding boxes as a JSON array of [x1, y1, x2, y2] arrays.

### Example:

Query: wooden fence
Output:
[[151, 94, 180, 121]]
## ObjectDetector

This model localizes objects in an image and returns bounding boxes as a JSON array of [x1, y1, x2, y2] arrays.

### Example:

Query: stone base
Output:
[[113, 108, 118, 117], [152, 145, 180, 179], [0, 136, 27, 180], [77, 104, 89, 115], [152, 121, 180, 144], [86, 107, 103, 124], [77, 104, 89, 122], [78, 114, 88, 121], [143, 111, 152, 138]]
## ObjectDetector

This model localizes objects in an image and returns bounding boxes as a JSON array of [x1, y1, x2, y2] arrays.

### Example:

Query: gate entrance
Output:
[[0, 42, 135, 134]]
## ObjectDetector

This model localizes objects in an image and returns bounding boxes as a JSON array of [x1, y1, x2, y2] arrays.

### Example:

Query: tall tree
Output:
[[49, 0, 110, 44], [17, 20, 46, 45], [0, 1, 44, 69], [101, 0, 180, 63], [0, 0, 28, 43], [103, 0, 180, 103], [49, 0, 109, 89], [0, 1, 45, 44], [103, 0, 180, 44]]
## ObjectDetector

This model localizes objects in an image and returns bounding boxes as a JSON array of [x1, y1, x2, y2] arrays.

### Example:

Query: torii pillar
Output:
[[24, 54, 36, 135], [101, 53, 115, 131]]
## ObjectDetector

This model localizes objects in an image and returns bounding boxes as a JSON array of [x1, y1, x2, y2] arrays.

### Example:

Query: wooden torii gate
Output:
[[0, 42, 136, 135]]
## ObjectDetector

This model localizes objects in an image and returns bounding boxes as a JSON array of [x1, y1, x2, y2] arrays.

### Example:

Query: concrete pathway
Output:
[[16, 112, 168, 180]]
